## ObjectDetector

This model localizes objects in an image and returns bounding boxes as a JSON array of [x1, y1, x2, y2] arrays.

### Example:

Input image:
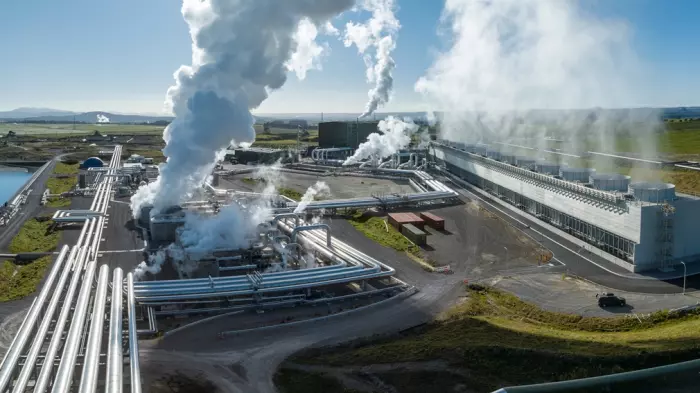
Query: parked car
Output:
[[597, 292, 626, 307]]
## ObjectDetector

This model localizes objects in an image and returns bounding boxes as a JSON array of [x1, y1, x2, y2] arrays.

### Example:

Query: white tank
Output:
[[515, 156, 536, 168], [629, 182, 676, 203], [560, 167, 596, 182], [486, 149, 501, 161], [535, 160, 560, 175], [501, 153, 517, 165], [590, 173, 631, 192]]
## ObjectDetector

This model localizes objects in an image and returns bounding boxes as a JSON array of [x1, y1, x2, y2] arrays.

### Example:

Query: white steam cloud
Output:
[[294, 181, 330, 213], [416, 0, 655, 159], [287, 19, 327, 80], [344, 0, 400, 118], [130, 0, 354, 217], [96, 114, 110, 123], [343, 116, 418, 165]]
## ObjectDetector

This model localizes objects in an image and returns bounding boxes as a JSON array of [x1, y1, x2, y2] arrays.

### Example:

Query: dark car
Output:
[[597, 292, 626, 307]]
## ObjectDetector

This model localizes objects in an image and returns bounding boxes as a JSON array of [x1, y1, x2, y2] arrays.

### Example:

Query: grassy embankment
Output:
[[346, 212, 433, 269], [0, 218, 60, 301], [45, 162, 79, 207], [278, 285, 700, 392]]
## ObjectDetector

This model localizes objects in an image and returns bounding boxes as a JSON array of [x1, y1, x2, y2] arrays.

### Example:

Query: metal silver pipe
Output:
[[12, 246, 79, 392], [106, 268, 124, 393], [0, 245, 69, 391], [34, 246, 89, 392], [127, 273, 142, 393], [292, 224, 331, 248], [51, 260, 97, 393], [78, 264, 110, 393]]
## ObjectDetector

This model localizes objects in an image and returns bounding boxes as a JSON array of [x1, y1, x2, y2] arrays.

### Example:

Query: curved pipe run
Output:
[[292, 224, 331, 248]]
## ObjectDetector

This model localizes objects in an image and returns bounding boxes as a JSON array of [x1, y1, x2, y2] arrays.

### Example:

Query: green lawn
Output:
[[346, 213, 432, 269], [9, 218, 60, 253], [45, 163, 78, 206], [0, 123, 165, 135], [283, 285, 700, 391], [0, 256, 53, 302], [278, 187, 303, 201]]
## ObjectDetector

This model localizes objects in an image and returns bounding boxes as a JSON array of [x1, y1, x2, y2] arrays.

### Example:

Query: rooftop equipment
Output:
[[486, 149, 502, 161], [560, 167, 596, 182], [535, 160, 560, 175], [515, 156, 536, 169], [501, 153, 517, 165], [629, 182, 676, 203], [590, 173, 631, 192]]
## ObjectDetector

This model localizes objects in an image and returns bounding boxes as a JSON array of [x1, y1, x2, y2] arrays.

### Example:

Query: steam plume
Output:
[[287, 19, 329, 80], [96, 114, 110, 123], [343, 116, 418, 165], [416, 0, 655, 159], [344, 0, 400, 118], [130, 0, 354, 217], [294, 181, 330, 213]]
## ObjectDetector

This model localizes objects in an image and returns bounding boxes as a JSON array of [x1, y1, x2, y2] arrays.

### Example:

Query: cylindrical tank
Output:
[[629, 182, 676, 203], [590, 173, 631, 192], [486, 149, 501, 161], [501, 153, 517, 165], [515, 156, 536, 168], [535, 160, 560, 175], [474, 144, 489, 156], [560, 167, 596, 182]]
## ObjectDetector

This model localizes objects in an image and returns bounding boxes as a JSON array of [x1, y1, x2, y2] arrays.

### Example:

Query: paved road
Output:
[[444, 175, 697, 294], [0, 157, 59, 252]]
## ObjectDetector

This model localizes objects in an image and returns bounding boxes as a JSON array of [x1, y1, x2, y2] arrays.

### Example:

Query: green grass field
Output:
[[281, 285, 700, 392], [0, 122, 165, 136], [0, 256, 53, 302], [8, 218, 60, 253], [45, 163, 78, 206]]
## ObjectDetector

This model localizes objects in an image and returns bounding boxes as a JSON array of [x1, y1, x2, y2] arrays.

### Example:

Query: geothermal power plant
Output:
[[1, 121, 700, 390]]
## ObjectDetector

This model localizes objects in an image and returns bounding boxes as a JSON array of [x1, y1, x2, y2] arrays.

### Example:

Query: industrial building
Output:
[[226, 147, 291, 164], [431, 140, 700, 273], [318, 121, 379, 149]]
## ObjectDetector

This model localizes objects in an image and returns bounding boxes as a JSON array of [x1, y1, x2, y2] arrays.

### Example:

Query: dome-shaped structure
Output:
[[629, 182, 676, 203], [590, 173, 631, 192], [81, 157, 104, 168], [560, 167, 595, 182]]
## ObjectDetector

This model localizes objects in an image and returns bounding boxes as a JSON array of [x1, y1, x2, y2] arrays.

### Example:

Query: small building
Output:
[[387, 212, 425, 230], [419, 212, 445, 230], [81, 157, 104, 169], [401, 223, 427, 246]]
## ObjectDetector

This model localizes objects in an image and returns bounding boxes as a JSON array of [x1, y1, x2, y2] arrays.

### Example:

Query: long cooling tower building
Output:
[[431, 140, 700, 273]]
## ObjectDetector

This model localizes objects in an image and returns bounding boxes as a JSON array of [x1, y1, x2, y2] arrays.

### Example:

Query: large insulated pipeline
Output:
[[291, 224, 331, 248], [127, 273, 142, 393], [51, 261, 97, 393], [106, 268, 124, 393], [0, 246, 69, 392], [78, 264, 111, 393]]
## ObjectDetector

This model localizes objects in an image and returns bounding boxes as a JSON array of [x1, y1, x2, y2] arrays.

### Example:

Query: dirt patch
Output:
[[149, 371, 220, 393]]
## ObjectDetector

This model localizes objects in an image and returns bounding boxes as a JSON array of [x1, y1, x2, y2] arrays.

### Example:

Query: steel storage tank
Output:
[[535, 160, 560, 175], [590, 173, 631, 192], [501, 153, 517, 165], [474, 144, 489, 156], [515, 156, 536, 168], [629, 182, 676, 202], [560, 167, 596, 182], [486, 149, 502, 161]]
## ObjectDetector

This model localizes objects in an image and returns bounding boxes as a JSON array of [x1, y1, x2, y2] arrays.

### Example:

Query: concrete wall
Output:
[[434, 145, 642, 242], [672, 197, 700, 262], [318, 121, 379, 149]]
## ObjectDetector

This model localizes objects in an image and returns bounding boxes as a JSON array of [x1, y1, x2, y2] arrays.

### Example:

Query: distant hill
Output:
[[0, 107, 77, 119], [0, 108, 174, 123], [24, 111, 174, 123]]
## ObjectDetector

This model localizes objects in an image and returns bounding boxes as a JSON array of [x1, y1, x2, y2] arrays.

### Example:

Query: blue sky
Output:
[[0, 0, 698, 114]]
